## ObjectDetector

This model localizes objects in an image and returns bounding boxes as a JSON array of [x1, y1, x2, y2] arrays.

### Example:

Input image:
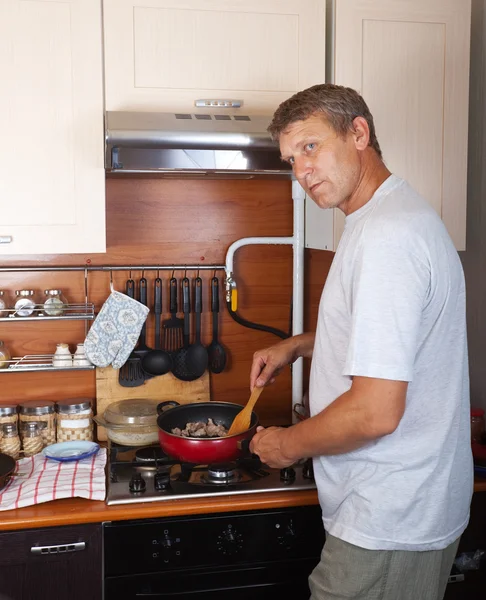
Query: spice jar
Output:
[[0, 404, 18, 427], [0, 341, 10, 369], [19, 400, 56, 447], [14, 290, 37, 317], [72, 343, 92, 368], [1, 422, 21, 460], [43, 289, 67, 316], [52, 343, 72, 368], [471, 408, 485, 443], [21, 422, 44, 457], [0, 291, 7, 318], [56, 398, 93, 442]]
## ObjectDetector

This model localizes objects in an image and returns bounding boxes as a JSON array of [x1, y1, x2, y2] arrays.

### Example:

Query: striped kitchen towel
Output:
[[0, 448, 106, 510]]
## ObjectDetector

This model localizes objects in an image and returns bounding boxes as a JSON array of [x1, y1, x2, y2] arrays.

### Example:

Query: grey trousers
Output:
[[309, 533, 460, 600]]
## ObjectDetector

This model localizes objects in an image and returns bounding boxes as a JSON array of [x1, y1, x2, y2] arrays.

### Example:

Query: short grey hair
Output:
[[268, 83, 382, 159]]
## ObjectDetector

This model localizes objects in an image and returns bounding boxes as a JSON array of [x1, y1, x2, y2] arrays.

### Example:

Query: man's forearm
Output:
[[283, 378, 406, 460], [291, 332, 316, 360]]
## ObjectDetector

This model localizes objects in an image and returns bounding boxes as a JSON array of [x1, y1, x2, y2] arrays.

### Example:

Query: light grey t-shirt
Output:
[[309, 174, 473, 551]]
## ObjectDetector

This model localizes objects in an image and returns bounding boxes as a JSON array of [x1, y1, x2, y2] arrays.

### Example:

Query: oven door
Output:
[[104, 559, 317, 599]]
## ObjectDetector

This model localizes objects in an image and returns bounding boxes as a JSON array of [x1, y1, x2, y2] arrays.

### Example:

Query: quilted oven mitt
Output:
[[84, 291, 149, 369]]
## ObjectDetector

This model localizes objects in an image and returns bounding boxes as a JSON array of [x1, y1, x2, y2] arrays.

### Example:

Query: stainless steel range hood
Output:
[[105, 111, 292, 179]]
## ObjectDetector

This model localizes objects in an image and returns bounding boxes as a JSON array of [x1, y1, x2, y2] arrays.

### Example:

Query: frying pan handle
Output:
[[237, 439, 252, 453], [157, 400, 180, 415]]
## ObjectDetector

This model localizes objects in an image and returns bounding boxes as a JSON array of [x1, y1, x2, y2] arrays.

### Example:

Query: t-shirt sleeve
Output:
[[344, 234, 430, 382]]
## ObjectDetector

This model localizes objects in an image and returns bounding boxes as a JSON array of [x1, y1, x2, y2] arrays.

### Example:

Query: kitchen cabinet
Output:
[[103, 0, 327, 115], [0, 0, 106, 255], [306, 0, 471, 252], [0, 522, 102, 600]]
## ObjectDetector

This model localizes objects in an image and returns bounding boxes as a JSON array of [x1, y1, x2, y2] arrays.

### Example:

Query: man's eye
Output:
[[288, 157, 295, 165], [305, 143, 315, 151]]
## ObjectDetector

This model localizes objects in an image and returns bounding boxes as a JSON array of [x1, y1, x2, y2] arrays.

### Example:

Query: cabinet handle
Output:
[[31, 541, 86, 555], [0, 236, 12, 244]]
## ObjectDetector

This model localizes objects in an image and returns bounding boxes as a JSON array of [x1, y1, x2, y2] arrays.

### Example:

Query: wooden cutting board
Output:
[[95, 366, 210, 441]]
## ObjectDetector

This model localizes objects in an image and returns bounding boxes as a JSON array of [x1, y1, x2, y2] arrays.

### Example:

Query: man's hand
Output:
[[250, 333, 315, 390], [249, 426, 296, 468]]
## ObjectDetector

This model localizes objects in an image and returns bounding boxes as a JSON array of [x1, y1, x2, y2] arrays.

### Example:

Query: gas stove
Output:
[[106, 442, 317, 505]]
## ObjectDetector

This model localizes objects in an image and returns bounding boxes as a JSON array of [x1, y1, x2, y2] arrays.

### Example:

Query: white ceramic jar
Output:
[[52, 343, 72, 368], [72, 343, 92, 368]]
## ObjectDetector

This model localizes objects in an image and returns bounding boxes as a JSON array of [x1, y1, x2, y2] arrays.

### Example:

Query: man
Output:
[[249, 84, 473, 600]]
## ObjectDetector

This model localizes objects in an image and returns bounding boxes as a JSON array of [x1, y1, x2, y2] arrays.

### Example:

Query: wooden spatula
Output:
[[227, 386, 264, 436]]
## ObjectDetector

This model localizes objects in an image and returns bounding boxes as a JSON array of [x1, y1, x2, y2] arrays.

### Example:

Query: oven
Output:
[[103, 505, 325, 599]]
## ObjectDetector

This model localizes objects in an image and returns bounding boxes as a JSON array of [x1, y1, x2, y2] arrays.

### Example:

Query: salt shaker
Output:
[[22, 422, 44, 457], [14, 290, 37, 317], [72, 343, 92, 367], [1, 422, 21, 460], [52, 343, 73, 368], [43, 289, 67, 316]]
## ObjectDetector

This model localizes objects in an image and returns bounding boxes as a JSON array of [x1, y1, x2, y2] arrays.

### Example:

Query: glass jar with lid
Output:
[[19, 400, 56, 446], [14, 290, 37, 317], [43, 289, 67, 317], [0, 404, 18, 426], [56, 398, 93, 442], [21, 422, 44, 457], [0, 422, 21, 460], [0, 291, 8, 318], [0, 341, 10, 369]]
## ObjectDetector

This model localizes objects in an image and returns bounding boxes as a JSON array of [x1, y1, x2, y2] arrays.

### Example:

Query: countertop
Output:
[[0, 489, 320, 531], [0, 479, 485, 532]]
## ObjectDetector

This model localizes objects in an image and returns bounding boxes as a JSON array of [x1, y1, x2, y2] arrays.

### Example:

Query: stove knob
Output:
[[280, 467, 296, 483], [216, 527, 243, 556], [303, 459, 314, 481], [129, 473, 146, 493], [154, 470, 171, 491]]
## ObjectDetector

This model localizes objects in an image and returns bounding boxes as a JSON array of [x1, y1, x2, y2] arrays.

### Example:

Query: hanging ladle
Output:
[[142, 276, 173, 376]]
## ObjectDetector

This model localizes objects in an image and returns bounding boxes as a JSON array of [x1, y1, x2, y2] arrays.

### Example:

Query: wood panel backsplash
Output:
[[0, 177, 333, 426]]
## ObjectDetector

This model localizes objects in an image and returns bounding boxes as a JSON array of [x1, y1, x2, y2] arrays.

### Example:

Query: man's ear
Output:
[[351, 116, 370, 151]]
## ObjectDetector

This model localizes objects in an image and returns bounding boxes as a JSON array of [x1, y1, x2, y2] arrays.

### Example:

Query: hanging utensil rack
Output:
[[0, 265, 226, 272]]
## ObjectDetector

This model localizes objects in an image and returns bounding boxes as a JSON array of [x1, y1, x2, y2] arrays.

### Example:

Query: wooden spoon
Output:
[[227, 386, 264, 436]]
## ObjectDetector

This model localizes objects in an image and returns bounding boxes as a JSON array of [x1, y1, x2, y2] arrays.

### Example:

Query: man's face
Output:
[[279, 114, 362, 211]]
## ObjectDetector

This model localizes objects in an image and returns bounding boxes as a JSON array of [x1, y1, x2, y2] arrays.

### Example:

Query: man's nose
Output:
[[293, 156, 312, 182]]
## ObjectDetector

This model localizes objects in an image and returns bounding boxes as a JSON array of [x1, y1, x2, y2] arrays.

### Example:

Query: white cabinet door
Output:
[[0, 0, 105, 255], [331, 0, 471, 251], [103, 0, 326, 115]]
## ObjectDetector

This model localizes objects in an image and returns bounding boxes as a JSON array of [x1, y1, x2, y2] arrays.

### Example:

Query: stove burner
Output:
[[135, 446, 167, 464], [200, 463, 241, 485]]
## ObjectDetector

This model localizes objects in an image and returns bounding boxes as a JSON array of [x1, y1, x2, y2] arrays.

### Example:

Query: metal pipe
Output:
[[291, 181, 306, 423], [0, 264, 226, 273]]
